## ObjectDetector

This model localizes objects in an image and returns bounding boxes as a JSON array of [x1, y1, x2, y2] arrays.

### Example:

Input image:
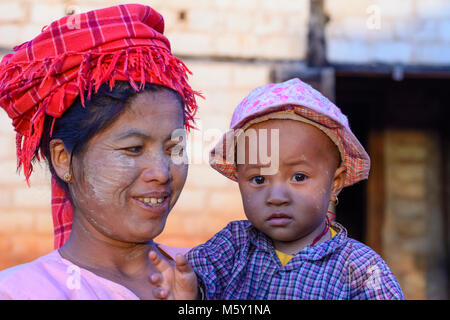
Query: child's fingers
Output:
[[174, 253, 193, 274], [153, 287, 169, 300], [148, 272, 162, 286], [149, 250, 173, 273]]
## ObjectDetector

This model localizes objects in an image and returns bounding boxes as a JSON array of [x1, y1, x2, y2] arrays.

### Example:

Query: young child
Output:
[[148, 78, 404, 300]]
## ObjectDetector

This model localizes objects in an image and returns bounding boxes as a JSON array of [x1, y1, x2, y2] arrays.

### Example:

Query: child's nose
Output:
[[266, 184, 290, 206]]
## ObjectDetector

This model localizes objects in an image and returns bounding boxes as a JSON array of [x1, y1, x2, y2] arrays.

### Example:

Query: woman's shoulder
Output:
[[0, 250, 69, 299], [0, 250, 141, 300], [0, 250, 64, 280]]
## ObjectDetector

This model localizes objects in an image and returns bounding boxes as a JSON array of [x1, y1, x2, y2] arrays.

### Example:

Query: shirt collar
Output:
[[247, 222, 348, 263]]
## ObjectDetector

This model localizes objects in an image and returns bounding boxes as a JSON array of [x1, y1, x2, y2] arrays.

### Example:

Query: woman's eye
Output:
[[125, 146, 142, 153], [250, 176, 265, 185], [293, 173, 307, 182]]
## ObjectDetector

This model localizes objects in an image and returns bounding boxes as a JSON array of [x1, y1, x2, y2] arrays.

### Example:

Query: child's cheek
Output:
[[293, 189, 325, 217], [241, 191, 260, 217]]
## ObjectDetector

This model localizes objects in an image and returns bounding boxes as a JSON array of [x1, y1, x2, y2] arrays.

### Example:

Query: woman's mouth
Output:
[[267, 213, 292, 226], [134, 196, 166, 207], [132, 193, 170, 214]]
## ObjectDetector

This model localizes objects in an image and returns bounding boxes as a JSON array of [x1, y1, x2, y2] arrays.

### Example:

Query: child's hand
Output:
[[148, 250, 199, 300]]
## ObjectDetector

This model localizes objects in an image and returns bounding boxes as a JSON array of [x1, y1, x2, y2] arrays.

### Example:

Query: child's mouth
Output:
[[267, 213, 292, 226]]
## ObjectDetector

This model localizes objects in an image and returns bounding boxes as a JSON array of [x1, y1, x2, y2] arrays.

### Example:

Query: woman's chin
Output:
[[126, 220, 167, 243]]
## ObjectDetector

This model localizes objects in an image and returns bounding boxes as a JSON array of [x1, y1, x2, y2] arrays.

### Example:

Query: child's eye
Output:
[[292, 173, 307, 182], [250, 176, 266, 185]]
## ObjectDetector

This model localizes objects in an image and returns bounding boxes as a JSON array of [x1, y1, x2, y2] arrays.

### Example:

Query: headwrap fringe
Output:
[[0, 45, 202, 185]]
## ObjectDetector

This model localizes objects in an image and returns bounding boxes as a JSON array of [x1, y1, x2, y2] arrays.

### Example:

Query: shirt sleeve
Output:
[[347, 242, 405, 300], [186, 220, 249, 300], [0, 290, 12, 300]]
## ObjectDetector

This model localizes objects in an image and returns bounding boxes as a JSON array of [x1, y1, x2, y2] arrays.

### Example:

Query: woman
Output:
[[0, 4, 200, 299]]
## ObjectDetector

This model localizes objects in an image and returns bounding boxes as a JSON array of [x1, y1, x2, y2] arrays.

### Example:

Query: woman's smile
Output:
[[131, 190, 172, 215]]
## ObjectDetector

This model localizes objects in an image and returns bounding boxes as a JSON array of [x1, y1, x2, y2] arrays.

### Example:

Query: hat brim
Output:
[[209, 105, 370, 187]]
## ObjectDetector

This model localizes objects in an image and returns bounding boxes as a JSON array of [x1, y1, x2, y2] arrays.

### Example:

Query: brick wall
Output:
[[325, 0, 450, 65], [0, 109, 53, 269], [382, 130, 447, 299], [0, 0, 309, 60]]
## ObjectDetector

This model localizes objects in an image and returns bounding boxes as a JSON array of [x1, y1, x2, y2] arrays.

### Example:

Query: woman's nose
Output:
[[140, 153, 172, 184], [266, 184, 291, 206]]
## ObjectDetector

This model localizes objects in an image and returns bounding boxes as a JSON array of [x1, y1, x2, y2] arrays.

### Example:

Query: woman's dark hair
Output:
[[37, 81, 184, 195]]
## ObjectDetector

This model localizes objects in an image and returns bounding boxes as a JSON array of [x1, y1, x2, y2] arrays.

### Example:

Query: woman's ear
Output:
[[330, 165, 346, 201], [49, 139, 71, 181]]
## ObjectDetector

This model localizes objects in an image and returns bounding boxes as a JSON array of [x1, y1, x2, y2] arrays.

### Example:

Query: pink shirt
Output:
[[0, 245, 189, 300]]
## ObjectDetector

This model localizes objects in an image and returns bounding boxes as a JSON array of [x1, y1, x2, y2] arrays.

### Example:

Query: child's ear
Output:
[[330, 165, 346, 201], [49, 139, 71, 181]]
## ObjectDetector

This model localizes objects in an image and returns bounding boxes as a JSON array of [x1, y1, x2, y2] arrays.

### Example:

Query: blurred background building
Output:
[[0, 0, 449, 299]]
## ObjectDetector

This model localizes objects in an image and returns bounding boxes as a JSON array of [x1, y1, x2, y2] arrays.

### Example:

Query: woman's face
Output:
[[69, 89, 187, 243]]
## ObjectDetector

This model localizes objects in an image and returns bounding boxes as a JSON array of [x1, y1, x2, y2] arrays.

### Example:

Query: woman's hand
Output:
[[148, 250, 199, 300]]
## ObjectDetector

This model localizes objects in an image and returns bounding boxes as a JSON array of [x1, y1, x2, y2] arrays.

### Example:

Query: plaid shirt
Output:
[[186, 220, 404, 300]]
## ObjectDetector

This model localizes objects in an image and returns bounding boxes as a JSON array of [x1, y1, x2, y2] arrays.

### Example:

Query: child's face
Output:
[[236, 119, 345, 250]]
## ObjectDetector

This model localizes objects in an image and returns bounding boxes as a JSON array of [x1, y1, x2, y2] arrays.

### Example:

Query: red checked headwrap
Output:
[[0, 4, 201, 249]]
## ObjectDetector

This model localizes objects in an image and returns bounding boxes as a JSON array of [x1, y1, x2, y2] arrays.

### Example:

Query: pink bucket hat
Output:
[[209, 78, 370, 187]]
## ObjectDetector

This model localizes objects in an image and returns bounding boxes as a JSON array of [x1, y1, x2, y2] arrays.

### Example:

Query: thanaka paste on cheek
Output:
[[85, 152, 136, 202], [71, 151, 138, 237]]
